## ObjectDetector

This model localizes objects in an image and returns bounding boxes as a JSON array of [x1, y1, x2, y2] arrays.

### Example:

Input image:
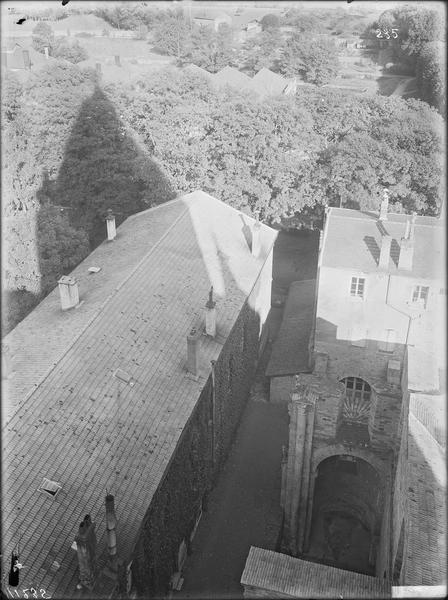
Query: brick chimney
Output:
[[187, 327, 200, 377], [75, 515, 97, 590], [114, 55, 121, 67], [106, 209, 116, 241], [378, 234, 392, 269], [204, 287, 216, 338], [105, 494, 118, 570], [58, 276, 79, 310], [44, 46, 49, 59], [251, 221, 261, 257], [379, 188, 389, 221], [398, 213, 416, 271]]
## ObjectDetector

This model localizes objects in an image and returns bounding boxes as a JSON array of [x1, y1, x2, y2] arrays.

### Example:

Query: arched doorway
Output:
[[305, 455, 381, 575], [338, 377, 372, 445]]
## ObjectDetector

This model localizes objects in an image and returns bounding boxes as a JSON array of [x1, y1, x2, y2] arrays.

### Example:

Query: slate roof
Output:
[[241, 546, 391, 598], [321, 208, 445, 281], [1, 191, 277, 598], [406, 394, 446, 586], [212, 65, 252, 90], [247, 67, 290, 98], [266, 279, 316, 377]]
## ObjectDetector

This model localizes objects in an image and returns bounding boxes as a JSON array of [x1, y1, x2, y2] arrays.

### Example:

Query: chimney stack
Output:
[[251, 221, 261, 257], [205, 287, 216, 337], [187, 328, 200, 377], [95, 62, 102, 75], [44, 46, 49, 60], [58, 276, 79, 310], [105, 494, 118, 570], [398, 213, 416, 271], [1, 344, 11, 380], [114, 55, 121, 67], [75, 515, 97, 590], [106, 209, 116, 241], [378, 234, 392, 269], [379, 188, 389, 221]]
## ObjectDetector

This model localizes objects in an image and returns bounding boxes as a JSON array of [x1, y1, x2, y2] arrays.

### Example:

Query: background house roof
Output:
[[213, 65, 252, 89], [51, 14, 111, 33], [232, 8, 283, 29], [1, 191, 277, 598], [321, 208, 445, 281], [266, 279, 316, 377], [247, 67, 290, 97]]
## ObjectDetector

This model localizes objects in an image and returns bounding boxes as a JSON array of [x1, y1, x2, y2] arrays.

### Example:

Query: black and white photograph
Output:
[[1, 0, 446, 598]]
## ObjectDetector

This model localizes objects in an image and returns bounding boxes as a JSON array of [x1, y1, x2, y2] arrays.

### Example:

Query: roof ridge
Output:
[[3, 203, 190, 428]]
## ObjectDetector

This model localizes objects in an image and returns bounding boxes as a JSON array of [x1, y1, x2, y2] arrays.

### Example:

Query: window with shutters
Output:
[[350, 276, 365, 299], [411, 285, 429, 308], [378, 329, 396, 353]]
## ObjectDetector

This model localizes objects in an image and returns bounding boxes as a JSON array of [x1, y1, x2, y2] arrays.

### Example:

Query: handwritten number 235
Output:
[[376, 28, 398, 39]]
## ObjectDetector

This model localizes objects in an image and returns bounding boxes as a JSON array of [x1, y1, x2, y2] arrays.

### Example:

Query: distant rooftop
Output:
[[1, 191, 277, 598], [321, 207, 444, 280]]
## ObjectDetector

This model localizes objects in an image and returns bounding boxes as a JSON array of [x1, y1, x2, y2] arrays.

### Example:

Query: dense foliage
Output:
[[32, 22, 88, 63], [369, 4, 445, 112], [279, 33, 339, 85], [3, 4, 445, 332]]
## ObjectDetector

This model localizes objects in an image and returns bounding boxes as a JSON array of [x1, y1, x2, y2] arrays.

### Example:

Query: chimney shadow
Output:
[[239, 213, 253, 251], [363, 236, 380, 265], [390, 239, 400, 267]]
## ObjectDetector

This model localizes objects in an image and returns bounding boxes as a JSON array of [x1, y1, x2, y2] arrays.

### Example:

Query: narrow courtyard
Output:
[[176, 230, 319, 599]]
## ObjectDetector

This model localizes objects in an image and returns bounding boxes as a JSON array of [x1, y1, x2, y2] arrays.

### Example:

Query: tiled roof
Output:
[[406, 397, 446, 586], [247, 67, 290, 97], [212, 65, 252, 90], [266, 279, 316, 377], [321, 208, 445, 281], [1, 191, 277, 598], [241, 546, 391, 598]]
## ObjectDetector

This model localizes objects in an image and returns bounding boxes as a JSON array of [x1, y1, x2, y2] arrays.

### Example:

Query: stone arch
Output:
[[311, 443, 388, 480], [305, 448, 387, 574], [337, 371, 378, 394]]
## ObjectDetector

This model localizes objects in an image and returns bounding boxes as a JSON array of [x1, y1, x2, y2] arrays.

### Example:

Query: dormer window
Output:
[[412, 285, 429, 308], [350, 277, 365, 299]]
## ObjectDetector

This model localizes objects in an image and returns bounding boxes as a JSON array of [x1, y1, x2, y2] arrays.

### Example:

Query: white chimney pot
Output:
[[106, 210, 116, 241], [58, 276, 79, 310]]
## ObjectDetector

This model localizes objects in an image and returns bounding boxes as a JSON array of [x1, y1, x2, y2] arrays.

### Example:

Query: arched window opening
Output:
[[339, 377, 372, 445]]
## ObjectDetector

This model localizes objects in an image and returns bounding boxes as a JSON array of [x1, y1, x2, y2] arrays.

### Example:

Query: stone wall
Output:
[[130, 299, 261, 598], [270, 375, 294, 404]]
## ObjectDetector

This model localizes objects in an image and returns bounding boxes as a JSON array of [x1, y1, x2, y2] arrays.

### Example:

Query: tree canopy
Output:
[[279, 33, 339, 85]]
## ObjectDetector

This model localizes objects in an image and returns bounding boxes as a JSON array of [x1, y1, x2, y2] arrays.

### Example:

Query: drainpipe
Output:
[[385, 274, 419, 346], [210, 360, 216, 470]]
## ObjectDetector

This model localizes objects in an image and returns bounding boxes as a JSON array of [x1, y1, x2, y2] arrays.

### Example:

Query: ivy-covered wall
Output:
[[130, 299, 261, 598]]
